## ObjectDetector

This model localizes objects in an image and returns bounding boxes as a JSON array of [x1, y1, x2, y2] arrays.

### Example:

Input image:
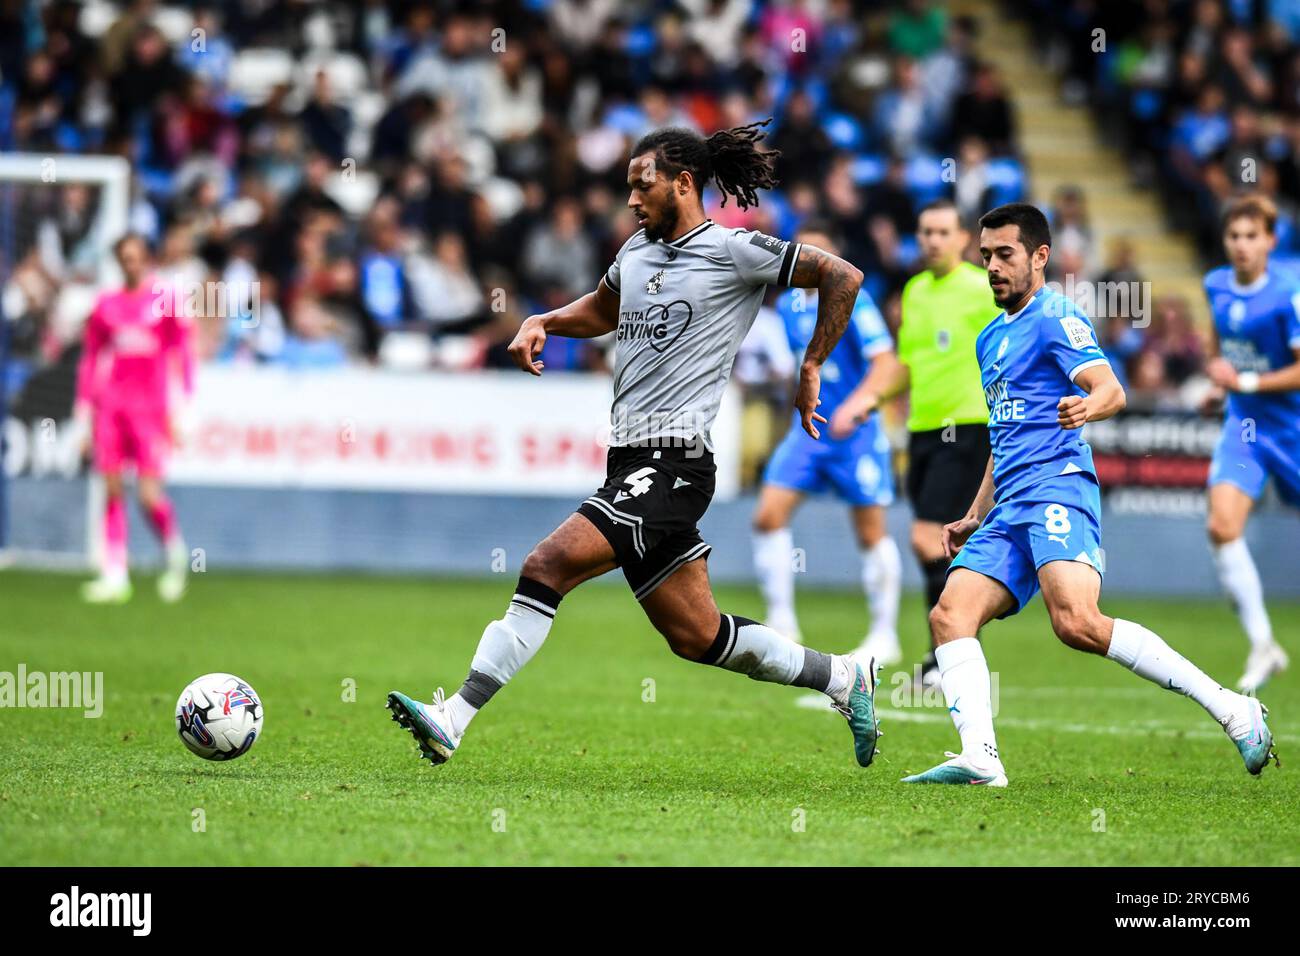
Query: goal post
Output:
[[0, 152, 131, 569], [0, 153, 131, 282]]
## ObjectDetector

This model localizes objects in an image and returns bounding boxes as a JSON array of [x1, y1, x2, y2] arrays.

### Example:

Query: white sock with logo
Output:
[[861, 536, 902, 638], [753, 527, 798, 633], [1106, 618, 1236, 721], [447, 578, 561, 732], [935, 637, 1001, 768], [1212, 538, 1274, 650]]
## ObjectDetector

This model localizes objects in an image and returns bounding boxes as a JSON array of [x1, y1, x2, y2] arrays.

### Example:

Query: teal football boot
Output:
[[1221, 695, 1279, 775], [833, 658, 881, 768], [387, 689, 460, 765]]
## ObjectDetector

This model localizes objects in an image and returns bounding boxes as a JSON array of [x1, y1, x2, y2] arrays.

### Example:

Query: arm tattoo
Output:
[[789, 245, 862, 366]]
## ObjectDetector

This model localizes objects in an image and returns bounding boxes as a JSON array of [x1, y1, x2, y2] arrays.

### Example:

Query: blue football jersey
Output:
[[1205, 265, 1300, 432], [776, 287, 893, 433], [975, 287, 1110, 499]]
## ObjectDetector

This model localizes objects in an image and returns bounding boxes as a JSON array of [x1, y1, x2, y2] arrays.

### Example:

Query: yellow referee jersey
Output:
[[897, 261, 1002, 432]]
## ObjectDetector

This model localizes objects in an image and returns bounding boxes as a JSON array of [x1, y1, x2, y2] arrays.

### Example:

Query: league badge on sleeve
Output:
[[748, 232, 788, 255], [1059, 315, 1097, 349]]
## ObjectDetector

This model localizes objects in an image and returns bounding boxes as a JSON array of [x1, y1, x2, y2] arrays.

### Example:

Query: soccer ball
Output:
[[175, 673, 263, 761]]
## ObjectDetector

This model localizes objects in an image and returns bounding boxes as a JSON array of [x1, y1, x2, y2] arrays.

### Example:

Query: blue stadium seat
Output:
[[985, 158, 1026, 207], [758, 192, 798, 238], [0, 88, 13, 150], [822, 112, 865, 152], [1131, 88, 1163, 122], [903, 154, 948, 205], [800, 79, 829, 113], [54, 123, 83, 153], [849, 153, 888, 187], [137, 166, 178, 201], [625, 24, 658, 59], [602, 103, 646, 137]]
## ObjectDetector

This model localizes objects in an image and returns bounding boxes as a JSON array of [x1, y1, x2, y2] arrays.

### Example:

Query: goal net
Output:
[[0, 153, 130, 570]]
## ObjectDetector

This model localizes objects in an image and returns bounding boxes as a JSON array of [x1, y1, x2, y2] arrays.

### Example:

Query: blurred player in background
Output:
[[907, 203, 1276, 786], [388, 123, 884, 771], [751, 220, 903, 658], [1203, 195, 1300, 692], [841, 199, 999, 684], [75, 234, 193, 604]]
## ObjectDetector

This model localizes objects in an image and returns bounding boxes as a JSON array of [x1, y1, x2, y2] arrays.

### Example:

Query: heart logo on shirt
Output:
[[645, 299, 694, 353]]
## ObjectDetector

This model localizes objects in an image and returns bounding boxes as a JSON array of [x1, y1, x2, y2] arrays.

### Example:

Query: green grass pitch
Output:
[[1, 568, 1296, 866]]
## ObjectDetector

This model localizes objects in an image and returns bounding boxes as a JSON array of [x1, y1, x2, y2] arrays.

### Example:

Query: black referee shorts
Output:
[[577, 441, 716, 602], [906, 424, 991, 524]]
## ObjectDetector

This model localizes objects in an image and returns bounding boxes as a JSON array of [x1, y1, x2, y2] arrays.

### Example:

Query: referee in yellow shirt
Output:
[[854, 199, 1001, 687]]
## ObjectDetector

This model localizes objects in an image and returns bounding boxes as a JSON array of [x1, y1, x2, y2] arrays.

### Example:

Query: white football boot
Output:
[[1237, 643, 1288, 694], [81, 574, 132, 605], [902, 751, 1009, 787], [855, 629, 902, 667], [157, 540, 189, 603]]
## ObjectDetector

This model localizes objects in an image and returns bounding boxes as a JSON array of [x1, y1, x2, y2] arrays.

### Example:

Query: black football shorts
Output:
[[906, 423, 991, 524], [577, 441, 716, 601]]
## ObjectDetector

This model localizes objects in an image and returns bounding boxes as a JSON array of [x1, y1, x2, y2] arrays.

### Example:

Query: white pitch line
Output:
[[997, 687, 1154, 698], [795, 693, 1298, 744], [874, 676, 1169, 699]]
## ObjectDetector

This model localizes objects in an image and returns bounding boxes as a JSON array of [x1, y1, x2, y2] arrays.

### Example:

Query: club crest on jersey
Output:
[[646, 269, 665, 294], [1229, 299, 1246, 329], [991, 336, 1009, 375], [936, 329, 951, 351]]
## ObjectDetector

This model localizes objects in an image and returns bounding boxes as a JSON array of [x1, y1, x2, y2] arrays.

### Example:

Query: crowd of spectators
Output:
[[1029, 0, 1300, 261], [1022, 0, 1300, 407], [2, 0, 1022, 390], [3, 0, 1291, 426]]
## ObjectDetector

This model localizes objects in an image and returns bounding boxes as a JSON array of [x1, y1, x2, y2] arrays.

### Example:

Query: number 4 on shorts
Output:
[[622, 467, 656, 497]]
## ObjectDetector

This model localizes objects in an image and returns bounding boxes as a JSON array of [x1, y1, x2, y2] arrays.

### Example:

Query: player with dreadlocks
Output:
[[387, 121, 883, 772]]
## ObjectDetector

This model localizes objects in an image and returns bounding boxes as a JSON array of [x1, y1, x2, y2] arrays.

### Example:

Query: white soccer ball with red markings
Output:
[[175, 673, 263, 761]]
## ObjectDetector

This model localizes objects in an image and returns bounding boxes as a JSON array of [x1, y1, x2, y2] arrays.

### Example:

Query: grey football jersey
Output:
[[602, 219, 802, 448]]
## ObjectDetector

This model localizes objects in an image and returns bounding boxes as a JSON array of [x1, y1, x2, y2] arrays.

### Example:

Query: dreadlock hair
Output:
[[631, 119, 780, 210]]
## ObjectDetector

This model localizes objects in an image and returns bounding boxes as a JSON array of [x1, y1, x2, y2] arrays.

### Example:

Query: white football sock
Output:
[[444, 693, 477, 734], [102, 565, 129, 586], [709, 615, 850, 701], [167, 537, 189, 569], [825, 654, 855, 704], [1106, 618, 1236, 721], [449, 582, 560, 730], [861, 536, 902, 637], [935, 638, 1001, 768], [1212, 538, 1275, 650], [753, 528, 797, 630], [470, 603, 555, 684], [717, 616, 804, 683]]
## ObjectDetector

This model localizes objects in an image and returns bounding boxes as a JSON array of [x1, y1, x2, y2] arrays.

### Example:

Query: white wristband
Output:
[[1237, 371, 1260, 393]]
